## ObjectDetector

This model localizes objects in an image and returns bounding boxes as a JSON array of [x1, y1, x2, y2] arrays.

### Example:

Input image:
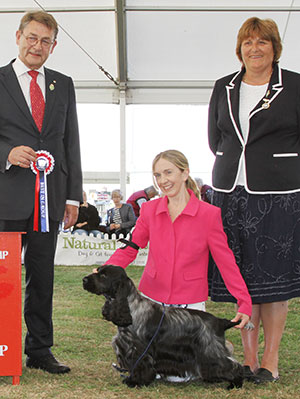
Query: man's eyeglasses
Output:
[[22, 34, 54, 49]]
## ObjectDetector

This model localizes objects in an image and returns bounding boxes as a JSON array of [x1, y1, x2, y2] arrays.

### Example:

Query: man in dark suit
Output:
[[0, 11, 82, 373]]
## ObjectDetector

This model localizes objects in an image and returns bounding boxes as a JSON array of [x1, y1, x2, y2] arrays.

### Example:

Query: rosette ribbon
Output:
[[30, 151, 55, 232]]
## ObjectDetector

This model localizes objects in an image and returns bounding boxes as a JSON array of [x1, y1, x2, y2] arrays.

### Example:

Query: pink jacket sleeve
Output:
[[208, 208, 252, 316], [104, 204, 149, 268]]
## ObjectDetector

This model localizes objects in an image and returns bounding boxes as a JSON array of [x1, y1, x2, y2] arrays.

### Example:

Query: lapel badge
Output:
[[262, 89, 270, 109], [262, 99, 270, 109], [49, 80, 56, 91]]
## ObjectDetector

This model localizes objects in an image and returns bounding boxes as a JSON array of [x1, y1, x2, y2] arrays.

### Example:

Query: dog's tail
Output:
[[222, 319, 241, 331], [222, 319, 254, 331]]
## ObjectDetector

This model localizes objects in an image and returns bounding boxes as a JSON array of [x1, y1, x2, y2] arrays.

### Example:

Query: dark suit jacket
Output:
[[0, 60, 82, 221], [208, 64, 300, 193]]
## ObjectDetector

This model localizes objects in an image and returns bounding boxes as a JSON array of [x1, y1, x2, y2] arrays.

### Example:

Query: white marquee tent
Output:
[[1, 1, 300, 194]]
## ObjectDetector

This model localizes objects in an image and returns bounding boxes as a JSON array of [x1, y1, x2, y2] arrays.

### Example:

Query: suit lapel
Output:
[[226, 65, 284, 145], [225, 69, 244, 145], [249, 64, 283, 119], [42, 68, 56, 134], [0, 62, 37, 132]]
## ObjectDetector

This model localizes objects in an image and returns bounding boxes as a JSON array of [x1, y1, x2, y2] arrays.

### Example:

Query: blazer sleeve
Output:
[[0, 141, 13, 173], [104, 203, 150, 268], [120, 204, 136, 230], [208, 80, 222, 155], [208, 207, 252, 316], [63, 77, 83, 202]]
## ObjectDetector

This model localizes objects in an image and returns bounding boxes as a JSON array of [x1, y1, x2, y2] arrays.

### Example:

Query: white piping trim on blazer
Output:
[[249, 67, 284, 119], [226, 70, 245, 147], [273, 153, 298, 157]]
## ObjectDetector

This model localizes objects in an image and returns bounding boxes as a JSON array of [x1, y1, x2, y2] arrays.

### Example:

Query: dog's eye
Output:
[[97, 271, 107, 279]]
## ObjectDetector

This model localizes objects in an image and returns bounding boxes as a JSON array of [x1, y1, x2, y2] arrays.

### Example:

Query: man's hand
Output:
[[63, 204, 79, 230], [8, 146, 37, 168]]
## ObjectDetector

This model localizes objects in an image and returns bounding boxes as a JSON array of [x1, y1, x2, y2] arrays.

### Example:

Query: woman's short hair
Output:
[[152, 149, 200, 199], [19, 11, 58, 40], [236, 17, 282, 65], [111, 189, 123, 200]]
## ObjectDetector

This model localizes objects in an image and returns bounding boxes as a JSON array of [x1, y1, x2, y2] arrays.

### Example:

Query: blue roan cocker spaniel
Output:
[[83, 265, 244, 389]]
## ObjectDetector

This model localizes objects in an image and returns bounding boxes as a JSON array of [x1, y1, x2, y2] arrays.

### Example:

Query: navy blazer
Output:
[[0, 60, 82, 221], [208, 64, 300, 193]]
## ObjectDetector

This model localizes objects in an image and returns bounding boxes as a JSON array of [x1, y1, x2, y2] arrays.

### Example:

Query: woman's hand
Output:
[[76, 222, 87, 228], [231, 312, 250, 329]]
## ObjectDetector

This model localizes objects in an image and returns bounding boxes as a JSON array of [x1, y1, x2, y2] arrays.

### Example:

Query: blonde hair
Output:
[[152, 150, 200, 199], [236, 17, 282, 65]]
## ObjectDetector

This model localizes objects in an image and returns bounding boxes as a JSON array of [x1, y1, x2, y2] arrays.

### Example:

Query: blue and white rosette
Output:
[[30, 151, 55, 232]]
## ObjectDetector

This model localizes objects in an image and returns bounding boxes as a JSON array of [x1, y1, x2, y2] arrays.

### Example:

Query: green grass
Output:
[[1, 265, 300, 398]]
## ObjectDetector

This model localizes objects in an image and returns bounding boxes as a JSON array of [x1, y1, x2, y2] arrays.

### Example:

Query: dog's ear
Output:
[[102, 298, 113, 322], [101, 278, 132, 327]]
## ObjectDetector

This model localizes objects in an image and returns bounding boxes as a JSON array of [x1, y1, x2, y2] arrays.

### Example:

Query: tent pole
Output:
[[119, 89, 126, 198]]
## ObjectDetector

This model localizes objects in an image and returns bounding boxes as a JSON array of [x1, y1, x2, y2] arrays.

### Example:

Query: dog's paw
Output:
[[227, 376, 243, 390], [112, 362, 128, 373], [122, 376, 141, 388]]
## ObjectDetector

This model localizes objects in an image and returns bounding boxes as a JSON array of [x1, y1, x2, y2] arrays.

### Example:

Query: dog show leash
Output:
[[118, 237, 140, 251], [120, 304, 166, 380]]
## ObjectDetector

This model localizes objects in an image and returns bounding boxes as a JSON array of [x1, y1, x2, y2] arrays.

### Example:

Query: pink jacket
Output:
[[105, 190, 252, 316]]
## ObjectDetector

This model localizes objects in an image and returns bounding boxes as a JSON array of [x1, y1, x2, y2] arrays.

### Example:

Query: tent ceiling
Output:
[[0, 0, 300, 103]]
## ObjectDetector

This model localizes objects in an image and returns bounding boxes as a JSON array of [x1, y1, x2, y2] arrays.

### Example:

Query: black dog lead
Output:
[[118, 238, 140, 251]]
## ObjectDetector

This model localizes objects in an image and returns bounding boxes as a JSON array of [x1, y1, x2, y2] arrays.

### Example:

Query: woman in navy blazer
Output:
[[208, 17, 300, 383]]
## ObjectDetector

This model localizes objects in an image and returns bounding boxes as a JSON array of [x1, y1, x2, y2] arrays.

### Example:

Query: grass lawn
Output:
[[1, 265, 300, 399]]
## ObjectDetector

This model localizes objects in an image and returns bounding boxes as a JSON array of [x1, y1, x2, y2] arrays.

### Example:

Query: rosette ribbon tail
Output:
[[39, 171, 49, 232], [33, 170, 40, 231], [31, 151, 55, 233]]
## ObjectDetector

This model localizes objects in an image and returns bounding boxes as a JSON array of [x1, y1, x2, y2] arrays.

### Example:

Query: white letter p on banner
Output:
[[0, 345, 8, 356]]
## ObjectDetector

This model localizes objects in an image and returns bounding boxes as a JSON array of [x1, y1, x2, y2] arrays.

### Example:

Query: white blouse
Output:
[[236, 81, 268, 186]]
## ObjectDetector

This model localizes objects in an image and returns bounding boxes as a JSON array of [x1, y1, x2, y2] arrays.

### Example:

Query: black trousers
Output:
[[0, 215, 59, 358]]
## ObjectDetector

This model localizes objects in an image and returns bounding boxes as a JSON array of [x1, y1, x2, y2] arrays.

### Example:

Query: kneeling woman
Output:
[[100, 149, 251, 329]]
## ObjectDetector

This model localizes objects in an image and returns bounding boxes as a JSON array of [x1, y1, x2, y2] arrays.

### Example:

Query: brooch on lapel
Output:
[[262, 89, 270, 109], [49, 80, 56, 91]]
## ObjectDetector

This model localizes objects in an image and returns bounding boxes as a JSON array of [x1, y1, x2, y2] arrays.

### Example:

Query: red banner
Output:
[[0, 232, 23, 385]]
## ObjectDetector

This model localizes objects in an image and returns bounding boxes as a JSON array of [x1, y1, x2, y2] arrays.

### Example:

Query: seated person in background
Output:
[[126, 185, 158, 218], [195, 177, 213, 204], [72, 191, 101, 236], [99, 189, 136, 238]]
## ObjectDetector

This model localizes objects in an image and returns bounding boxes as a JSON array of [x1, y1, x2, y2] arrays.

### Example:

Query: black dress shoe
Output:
[[252, 368, 279, 384], [26, 354, 71, 374], [243, 365, 255, 381]]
